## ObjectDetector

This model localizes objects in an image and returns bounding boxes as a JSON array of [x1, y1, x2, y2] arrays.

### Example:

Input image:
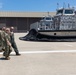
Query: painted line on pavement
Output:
[[66, 45, 73, 47], [0, 50, 76, 54], [64, 44, 73, 47]]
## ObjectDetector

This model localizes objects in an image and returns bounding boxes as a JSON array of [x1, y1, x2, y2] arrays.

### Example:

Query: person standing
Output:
[[10, 27, 21, 55]]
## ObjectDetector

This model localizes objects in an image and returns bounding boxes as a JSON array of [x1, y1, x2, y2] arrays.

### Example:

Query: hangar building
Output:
[[0, 11, 55, 32]]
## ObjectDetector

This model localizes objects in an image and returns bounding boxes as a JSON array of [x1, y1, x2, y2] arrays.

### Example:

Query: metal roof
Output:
[[0, 11, 56, 17]]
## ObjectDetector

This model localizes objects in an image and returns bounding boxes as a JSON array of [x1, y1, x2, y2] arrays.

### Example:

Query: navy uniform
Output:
[[10, 27, 21, 55]]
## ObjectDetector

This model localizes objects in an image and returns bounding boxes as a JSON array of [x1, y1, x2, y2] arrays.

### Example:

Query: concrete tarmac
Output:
[[0, 33, 76, 75]]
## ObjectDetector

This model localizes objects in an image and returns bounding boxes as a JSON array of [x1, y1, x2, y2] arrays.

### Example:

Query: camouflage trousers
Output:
[[3, 46, 12, 58]]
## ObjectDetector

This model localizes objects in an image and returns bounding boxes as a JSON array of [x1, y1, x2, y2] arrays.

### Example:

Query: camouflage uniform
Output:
[[3, 33, 12, 59], [0, 30, 6, 51], [0, 30, 3, 51]]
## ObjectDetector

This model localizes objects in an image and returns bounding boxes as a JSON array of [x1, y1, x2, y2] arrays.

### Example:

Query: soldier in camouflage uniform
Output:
[[1, 27, 6, 51], [3, 28, 12, 60], [0, 30, 3, 52], [0, 27, 12, 60], [0, 27, 6, 52]]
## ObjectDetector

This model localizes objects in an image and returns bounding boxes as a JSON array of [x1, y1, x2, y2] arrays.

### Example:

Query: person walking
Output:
[[0, 28, 12, 60], [0, 30, 4, 52], [3, 28, 12, 60], [10, 27, 21, 55]]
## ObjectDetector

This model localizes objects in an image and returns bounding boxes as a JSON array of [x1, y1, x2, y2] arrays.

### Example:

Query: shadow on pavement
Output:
[[0, 57, 6, 60]]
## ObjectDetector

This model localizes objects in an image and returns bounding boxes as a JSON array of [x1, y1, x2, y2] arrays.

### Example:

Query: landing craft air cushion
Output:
[[19, 6, 76, 41]]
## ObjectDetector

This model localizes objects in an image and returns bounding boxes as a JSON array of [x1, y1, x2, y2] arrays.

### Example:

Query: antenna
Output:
[[63, 2, 66, 8], [57, 3, 59, 9], [68, 3, 70, 8]]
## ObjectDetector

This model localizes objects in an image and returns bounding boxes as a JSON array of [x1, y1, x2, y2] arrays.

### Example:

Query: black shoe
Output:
[[16, 53, 21, 56]]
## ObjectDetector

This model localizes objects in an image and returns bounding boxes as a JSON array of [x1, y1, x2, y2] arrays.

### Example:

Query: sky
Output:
[[0, 0, 76, 12]]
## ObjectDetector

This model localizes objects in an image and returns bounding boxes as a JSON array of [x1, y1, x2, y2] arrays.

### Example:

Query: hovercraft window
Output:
[[57, 10, 63, 15], [65, 10, 73, 14]]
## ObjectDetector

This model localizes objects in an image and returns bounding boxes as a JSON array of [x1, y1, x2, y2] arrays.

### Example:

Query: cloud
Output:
[[0, 3, 3, 9]]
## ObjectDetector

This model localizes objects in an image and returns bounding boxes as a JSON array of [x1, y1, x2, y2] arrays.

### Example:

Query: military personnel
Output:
[[3, 28, 12, 60], [0, 27, 7, 52], [10, 27, 21, 55], [2, 27, 6, 32], [0, 30, 3, 52], [1, 27, 6, 51]]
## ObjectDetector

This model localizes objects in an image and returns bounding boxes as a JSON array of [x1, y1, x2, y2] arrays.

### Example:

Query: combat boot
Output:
[[16, 53, 21, 56], [5, 57, 10, 60], [16, 52, 21, 56]]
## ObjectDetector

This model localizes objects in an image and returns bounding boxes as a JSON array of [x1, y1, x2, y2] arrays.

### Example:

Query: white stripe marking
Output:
[[0, 50, 76, 54], [64, 44, 73, 47], [66, 45, 73, 47]]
